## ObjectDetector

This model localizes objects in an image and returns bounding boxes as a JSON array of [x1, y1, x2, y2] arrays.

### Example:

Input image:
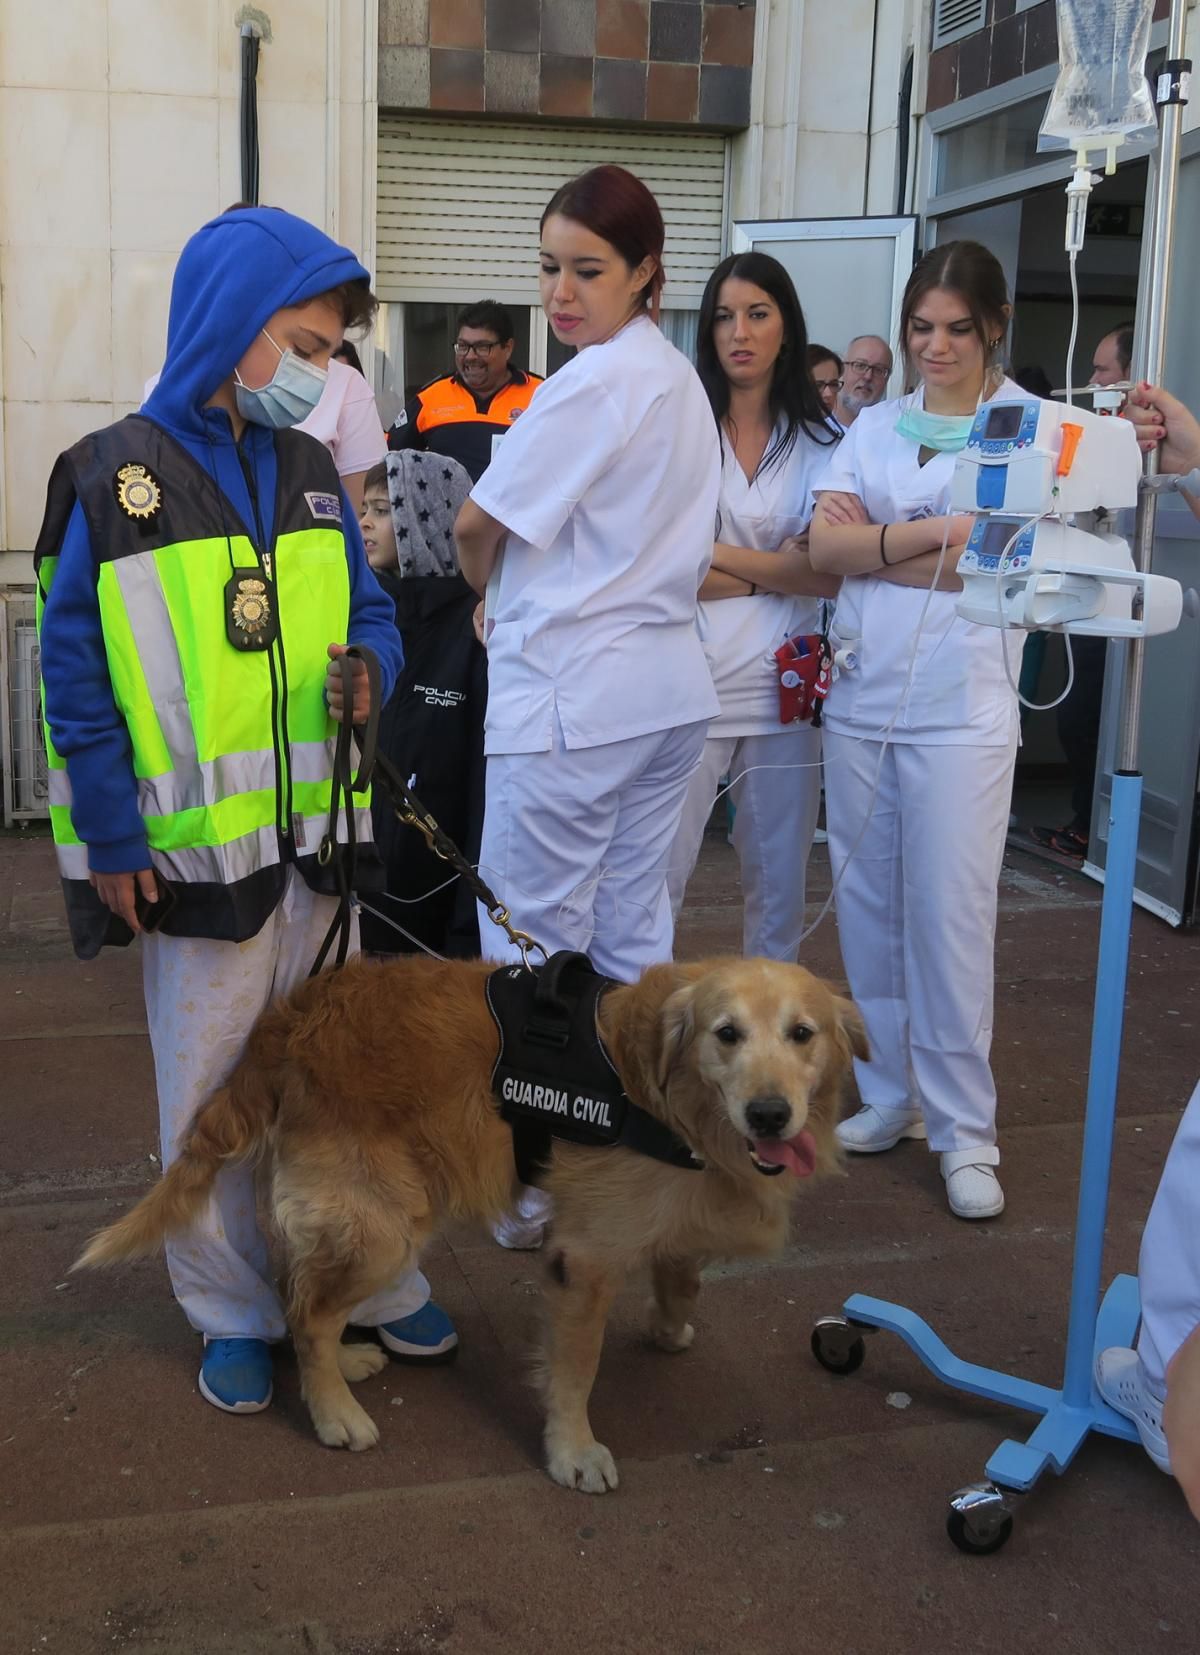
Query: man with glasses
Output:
[[834, 334, 893, 430], [387, 300, 542, 483]]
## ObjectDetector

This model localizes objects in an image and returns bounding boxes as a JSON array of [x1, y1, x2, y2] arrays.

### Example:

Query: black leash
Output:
[[309, 647, 380, 976], [309, 646, 545, 976]]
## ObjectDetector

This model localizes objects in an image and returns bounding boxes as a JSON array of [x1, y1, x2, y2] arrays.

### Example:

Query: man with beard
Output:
[[833, 333, 893, 430]]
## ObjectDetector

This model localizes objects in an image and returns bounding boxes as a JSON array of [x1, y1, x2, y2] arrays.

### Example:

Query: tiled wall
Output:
[[927, 0, 1173, 113], [379, 0, 756, 127]]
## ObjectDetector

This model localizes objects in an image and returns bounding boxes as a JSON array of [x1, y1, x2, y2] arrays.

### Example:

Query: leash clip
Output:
[[487, 901, 547, 970]]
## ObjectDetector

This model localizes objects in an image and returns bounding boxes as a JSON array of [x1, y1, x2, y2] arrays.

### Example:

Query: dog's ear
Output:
[[656, 983, 697, 1093], [833, 995, 869, 1063]]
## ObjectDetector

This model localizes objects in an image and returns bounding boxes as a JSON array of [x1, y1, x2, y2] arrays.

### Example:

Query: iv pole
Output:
[[810, 0, 1190, 1554]]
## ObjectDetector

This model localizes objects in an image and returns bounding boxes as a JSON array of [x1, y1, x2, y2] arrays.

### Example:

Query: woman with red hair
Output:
[[456, 165, 721, 1246]]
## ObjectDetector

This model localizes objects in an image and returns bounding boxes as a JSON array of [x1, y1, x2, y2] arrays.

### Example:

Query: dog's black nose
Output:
[[745, 1096, 792, 1138]]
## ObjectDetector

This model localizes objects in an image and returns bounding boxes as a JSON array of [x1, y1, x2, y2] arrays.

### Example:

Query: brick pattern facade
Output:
[[927, 0, 1171, 114], [379, 0, 755, 126]]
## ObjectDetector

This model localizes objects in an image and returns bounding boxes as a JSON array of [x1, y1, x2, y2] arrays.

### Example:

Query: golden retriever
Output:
[[76, 954, 865, 1494]]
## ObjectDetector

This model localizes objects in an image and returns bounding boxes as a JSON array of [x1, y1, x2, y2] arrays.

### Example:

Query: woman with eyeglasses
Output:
[[809, 239, 1025, 1222], [666, 252, 840, 961], [807, 344, 844, 420]]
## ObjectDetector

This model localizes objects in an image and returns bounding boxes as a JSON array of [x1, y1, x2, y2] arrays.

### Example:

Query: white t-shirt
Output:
[[813, 379, 1023, 746], [141, 359, 386, 480], [470, 314, 721, 756], [296, 360, 386, 477], [701, 423, 839, 735]]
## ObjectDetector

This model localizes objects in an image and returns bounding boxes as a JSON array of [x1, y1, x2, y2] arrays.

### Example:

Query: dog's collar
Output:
[[486, 952, 706, 1185]]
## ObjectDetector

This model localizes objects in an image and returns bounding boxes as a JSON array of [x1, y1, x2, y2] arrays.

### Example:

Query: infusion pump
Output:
[[951, 399, 1182, 640], [950, 397, 1141, 516]]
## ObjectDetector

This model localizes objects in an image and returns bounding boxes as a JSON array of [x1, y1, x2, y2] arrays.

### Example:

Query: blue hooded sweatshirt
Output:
[[39, 208, 403, 875]]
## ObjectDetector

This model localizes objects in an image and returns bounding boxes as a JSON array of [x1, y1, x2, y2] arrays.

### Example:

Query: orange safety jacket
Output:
[[387, 369, 542, 483]]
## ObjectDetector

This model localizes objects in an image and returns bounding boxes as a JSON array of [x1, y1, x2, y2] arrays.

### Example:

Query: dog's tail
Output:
[[73, 1020, 283, 1270]]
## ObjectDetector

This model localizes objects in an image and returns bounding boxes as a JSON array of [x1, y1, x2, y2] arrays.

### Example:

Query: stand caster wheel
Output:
[[811, 1316, 866, 1376], [946, 1483, 1014, 1555]]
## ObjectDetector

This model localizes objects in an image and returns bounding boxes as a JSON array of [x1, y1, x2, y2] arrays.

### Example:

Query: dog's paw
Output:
[[646, 1306, 695, 1353], [337, 1342, 389, 1384], [312, 1398, 381, 1453], [546, 1438, 619, 1495]]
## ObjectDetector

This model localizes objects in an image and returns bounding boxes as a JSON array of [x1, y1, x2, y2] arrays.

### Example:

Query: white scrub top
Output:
[[814, 378, 1024, 747], [470, 313, 721, 756], [701, 423, 839, 735]]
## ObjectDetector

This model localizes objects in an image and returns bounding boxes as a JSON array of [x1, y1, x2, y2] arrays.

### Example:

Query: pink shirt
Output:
[[296, 360, 386, 477]]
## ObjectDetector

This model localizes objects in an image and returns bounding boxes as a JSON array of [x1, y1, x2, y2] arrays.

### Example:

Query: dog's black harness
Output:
[[486, 951, 705, 1186]]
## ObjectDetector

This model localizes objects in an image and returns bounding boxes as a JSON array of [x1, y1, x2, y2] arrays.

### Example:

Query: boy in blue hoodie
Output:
[[36, 208, 457, 1416]]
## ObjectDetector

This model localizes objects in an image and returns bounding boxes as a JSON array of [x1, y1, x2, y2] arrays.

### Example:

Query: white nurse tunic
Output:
[[667, 422, 838, 960]]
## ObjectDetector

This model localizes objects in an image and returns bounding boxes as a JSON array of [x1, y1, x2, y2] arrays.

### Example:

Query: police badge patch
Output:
[[114, 462, 162, 521], [304, 491, 343, 524]]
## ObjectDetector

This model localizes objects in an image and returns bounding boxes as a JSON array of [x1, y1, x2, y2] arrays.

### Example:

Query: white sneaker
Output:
[[836, 1104, 926, 1154], [940, 1147, 1005, 1219], [490, 1183, 554, 1250], [1095, 1347, 1172, 1473]]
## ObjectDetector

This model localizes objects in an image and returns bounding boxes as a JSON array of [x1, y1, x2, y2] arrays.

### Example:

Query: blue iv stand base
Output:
[[814, 771, 1146, 1546]]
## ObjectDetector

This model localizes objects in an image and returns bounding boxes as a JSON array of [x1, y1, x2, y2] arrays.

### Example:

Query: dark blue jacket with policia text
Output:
[[36, 208, 404, 957]]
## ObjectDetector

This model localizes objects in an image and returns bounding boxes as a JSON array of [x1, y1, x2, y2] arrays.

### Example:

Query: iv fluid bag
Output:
[[1038, 0, 1157, 156]]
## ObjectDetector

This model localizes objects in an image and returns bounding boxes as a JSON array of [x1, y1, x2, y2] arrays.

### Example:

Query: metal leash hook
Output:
[[368, 747, 550, 971], [484, 900, 547, 970]]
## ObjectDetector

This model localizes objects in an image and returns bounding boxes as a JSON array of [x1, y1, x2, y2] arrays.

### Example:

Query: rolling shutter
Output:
[[377, 117, 727, 308]]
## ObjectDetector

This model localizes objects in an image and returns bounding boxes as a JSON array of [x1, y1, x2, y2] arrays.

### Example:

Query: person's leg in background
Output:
[[1034, 635, 1107, 857], [822, 731, 924, 1151], [588, 719, 708, 980], [730, 725, 822, 961], [1097, 1078, 1200, 1480], [665, 734, 735, 928], [896, 732, 1017, 1218]]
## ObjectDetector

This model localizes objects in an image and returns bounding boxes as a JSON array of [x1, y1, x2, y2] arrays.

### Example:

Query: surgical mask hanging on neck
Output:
[[894, 404, 976, 453], [234, 329, 328, 429]]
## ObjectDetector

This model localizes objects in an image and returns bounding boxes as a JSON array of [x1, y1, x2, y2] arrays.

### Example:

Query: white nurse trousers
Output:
[[478, 716, 708, 1244], [1137, 1079, 1200, 1396], [477, 716, 709, 978], [822, 727, 1018, 1153], [666, 725, 822, 961], [141, 865, 429, 1340]]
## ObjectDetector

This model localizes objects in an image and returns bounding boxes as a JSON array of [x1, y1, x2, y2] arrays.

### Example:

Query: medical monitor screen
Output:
[[984, 404, 1024, 440], [982, 520, 1021, 560]]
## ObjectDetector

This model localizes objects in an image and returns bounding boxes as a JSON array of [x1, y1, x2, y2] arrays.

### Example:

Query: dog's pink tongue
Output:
[[754, 1129, 817, 1178]]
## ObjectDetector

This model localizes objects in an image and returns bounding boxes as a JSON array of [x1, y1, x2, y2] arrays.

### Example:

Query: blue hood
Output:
[[142, 207, 370, 439]]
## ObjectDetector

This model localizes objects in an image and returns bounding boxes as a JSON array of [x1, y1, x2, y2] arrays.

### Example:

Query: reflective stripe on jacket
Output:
[[35, 415, 374, 955]]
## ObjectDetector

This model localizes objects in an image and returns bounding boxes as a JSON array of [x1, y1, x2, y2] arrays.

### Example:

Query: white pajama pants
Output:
[[666, 725, 822, 961], [141, 865, 429, 1341], [822, 727, 1018, 1152], [477, 716, 709, 979], [1137, 1079, 1200, 1397]]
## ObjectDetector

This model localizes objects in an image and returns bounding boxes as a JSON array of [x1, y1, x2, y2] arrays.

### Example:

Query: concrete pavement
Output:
[[2, 824, 1198, 1654]]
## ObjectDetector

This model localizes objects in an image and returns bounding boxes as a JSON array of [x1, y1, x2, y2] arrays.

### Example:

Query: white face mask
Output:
[[234, 328, 328, 429]]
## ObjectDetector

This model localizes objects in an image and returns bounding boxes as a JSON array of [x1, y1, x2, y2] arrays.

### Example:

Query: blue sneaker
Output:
[[198, 1337, 274, 1414], [375, 1302, 459, 1364]]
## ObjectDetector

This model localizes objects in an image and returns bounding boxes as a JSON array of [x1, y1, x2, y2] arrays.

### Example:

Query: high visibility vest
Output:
[[412, 372, 541, 437], [34, 415, 373, 957]]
